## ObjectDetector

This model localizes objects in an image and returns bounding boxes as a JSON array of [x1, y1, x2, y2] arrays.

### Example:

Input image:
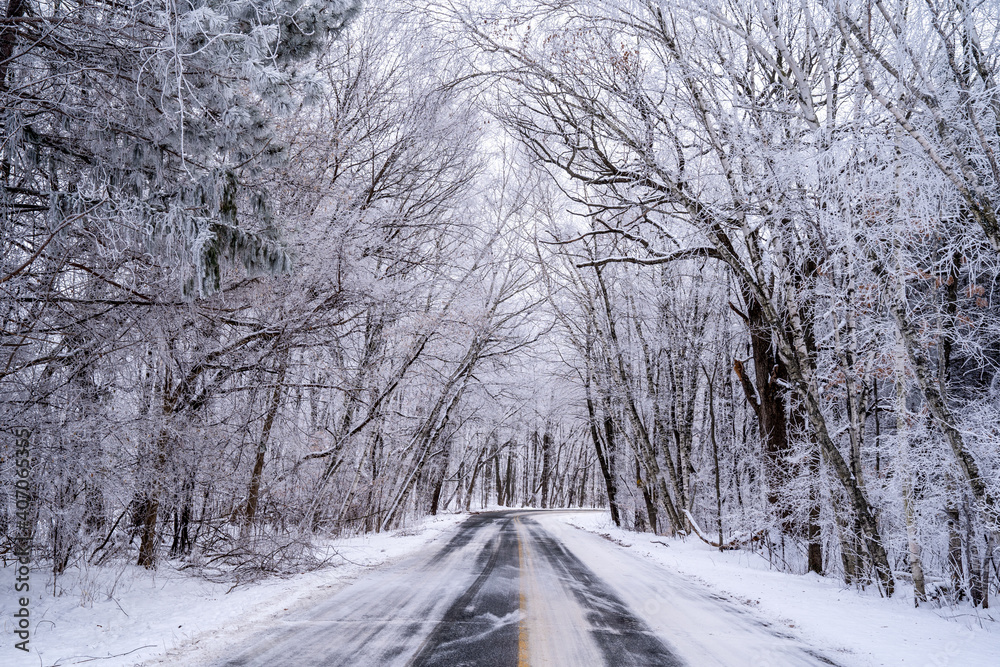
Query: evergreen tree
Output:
[[1, 0, 360, 295]]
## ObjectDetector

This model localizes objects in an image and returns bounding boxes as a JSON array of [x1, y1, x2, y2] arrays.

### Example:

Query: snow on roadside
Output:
[[555, 511, 1000, 667], [0, 513, 466, 667]]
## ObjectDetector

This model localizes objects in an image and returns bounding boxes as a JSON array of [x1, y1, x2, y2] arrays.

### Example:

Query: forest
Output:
[[1, 0, 998, 610]]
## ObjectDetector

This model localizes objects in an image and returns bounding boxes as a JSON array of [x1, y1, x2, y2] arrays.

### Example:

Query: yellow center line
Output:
[[516, 517, 530, 667]]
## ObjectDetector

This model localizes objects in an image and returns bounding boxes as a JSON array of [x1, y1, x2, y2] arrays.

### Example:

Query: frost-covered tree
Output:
[[1, 0, 359, 296], [452, 0, 999, 604], [2, 0, 996, 611], [0, 0, 362, 570]]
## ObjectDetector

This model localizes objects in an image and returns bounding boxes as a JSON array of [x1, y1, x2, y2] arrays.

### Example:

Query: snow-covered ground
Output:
[[0, 513, 466, 667], [552, 510, 1000, 667], [3, 510, 997, 666]]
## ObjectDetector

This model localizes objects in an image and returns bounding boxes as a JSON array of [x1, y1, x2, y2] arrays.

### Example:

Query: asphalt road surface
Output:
[[216, 510, 838, 666]]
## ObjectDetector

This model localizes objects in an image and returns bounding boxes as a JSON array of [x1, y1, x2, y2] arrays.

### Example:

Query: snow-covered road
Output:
[[212, 510, 837, 666]]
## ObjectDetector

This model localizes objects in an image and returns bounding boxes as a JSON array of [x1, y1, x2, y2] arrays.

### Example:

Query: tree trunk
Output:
[[504, 450, 515, 506], [982, 533, 993, 610], [807, 450, 824, 575], [243, 354, 287, 527], [463, 446, 485, 513], [429, 442, 452, 516], [707, 371, 724, 548], [965, 496, 984, 607], [494, 441, 505, 506], [137, 428, 169, 569], [894, 335, 927, 604], [733, 287, 792, 517], [170, 476, 195, 558], [539, 429, 553, 509], [636, 457, 658, 534], [585, 381, 621, 525]]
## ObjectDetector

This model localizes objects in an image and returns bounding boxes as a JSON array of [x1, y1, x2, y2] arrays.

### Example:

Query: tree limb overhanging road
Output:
[[215, 511, 838, 666]]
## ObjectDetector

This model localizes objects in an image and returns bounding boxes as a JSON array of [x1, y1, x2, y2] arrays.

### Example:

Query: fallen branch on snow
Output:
[[682, 510, 764, 550]]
